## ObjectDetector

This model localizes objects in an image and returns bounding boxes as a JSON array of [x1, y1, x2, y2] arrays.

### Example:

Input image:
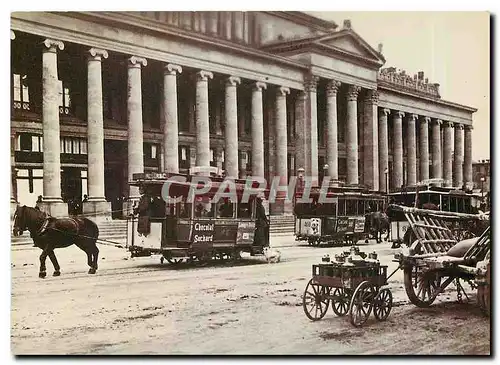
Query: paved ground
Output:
[[11, 235, 491, 355]]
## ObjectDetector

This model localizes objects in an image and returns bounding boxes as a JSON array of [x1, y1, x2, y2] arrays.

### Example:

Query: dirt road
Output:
[[11, 236, 490, 355]]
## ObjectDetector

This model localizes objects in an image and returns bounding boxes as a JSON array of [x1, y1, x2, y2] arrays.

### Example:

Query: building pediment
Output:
[[261, 28, 385, 69]]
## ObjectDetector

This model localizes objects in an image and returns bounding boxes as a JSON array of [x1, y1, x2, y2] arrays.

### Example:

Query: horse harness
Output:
[[37, 216, 80, 237]]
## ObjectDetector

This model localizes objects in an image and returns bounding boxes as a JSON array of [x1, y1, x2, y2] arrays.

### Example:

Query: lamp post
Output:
[[480, 176, 485, 198], [384, 168, 389, 194]]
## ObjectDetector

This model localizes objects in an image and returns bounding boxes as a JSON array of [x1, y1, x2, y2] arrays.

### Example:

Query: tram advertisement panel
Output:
[[336, 217, 350, 234], [236, 221, 255, 245], [354, 217, 366, 233], [298, 218, 311, 235], [191, 221, 215, 249]]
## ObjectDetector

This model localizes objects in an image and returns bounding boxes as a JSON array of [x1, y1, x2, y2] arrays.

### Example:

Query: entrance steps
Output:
[[269, 215, 295, 235]]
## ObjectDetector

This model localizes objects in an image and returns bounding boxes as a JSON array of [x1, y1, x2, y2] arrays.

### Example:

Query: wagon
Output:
[[391, 205, 490, 314], [302, 246, 395, 327]]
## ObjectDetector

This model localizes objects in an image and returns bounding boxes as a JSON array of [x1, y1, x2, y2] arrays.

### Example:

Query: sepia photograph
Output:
[[6, 2, 492, 357]]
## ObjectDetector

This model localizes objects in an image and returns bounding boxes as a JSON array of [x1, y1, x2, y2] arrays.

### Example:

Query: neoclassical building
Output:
[[10, 11, 476, 218]]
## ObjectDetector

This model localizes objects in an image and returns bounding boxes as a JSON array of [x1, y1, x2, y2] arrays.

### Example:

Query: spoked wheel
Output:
[[302, 279, 330, 321], [331, 287, 350, 316], [404, 266, 442, 307], [196, 251, 213, 265], [373, 288, 393, 321], [349, 281, 376, 327], [166, 257, 184, 265]]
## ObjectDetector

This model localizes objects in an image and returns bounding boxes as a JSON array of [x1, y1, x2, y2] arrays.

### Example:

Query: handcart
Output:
[[302, 246, 398, 327]]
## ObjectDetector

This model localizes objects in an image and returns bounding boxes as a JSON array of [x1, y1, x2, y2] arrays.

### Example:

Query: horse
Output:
[[12, 205, 100, 278], [365, 211, 390, 243]]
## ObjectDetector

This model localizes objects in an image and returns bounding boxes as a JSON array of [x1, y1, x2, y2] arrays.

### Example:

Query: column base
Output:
[[83, 200, 112, 222], [38, 199, 68, 218]]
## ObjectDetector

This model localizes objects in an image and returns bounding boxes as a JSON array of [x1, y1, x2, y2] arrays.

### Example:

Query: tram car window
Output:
[[216, 198, 235, 218], [338, 199, 346, 216], [238, 202, 252, 218]]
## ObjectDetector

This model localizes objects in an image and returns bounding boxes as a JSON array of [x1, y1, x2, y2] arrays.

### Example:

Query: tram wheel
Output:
[[349, 281, 376, 327], [166, 257, 184, 265], [331, 287, 350, 316], [302, 279, 330, 321], [373, 288, 393, 321]]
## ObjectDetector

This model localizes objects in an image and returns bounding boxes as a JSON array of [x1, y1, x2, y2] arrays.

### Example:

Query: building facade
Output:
[[10, 11, 477, 218], [472, 160, 490, 193]]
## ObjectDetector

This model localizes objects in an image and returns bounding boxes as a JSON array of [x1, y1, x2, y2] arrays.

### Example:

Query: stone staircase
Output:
[[269, 215, 296, 235], [10, 219, 128, 246]]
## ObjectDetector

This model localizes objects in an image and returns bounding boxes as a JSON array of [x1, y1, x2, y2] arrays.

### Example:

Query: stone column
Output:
[[431, 119, 443, 182], [392, 111, 404, 190], [39, 39, 67, 217], [83, 48, 111, 218], [10, 33, 17, 218], [419, 116, 430, 182], [464, 125, 473, 189], [453, 124, 464, 188], [326, 80, 341, 182], [363, 90, 379, 190], [378, 108, 390, 192], [294, 91, 306, 177], [127, 56, 147, 201], [443, 121, 454, 187], [251, 81, 267, 178], [207, 12, 218, 36], [304, 75, 319, 184], [233, 12, 244, 42], [406, 114, 417, 186], [224, 76, 240, 178], [346, 85, 361, 185], [163, 63, 182, 173], [272, 86, 290, 214], [195, 70, 214, 170]]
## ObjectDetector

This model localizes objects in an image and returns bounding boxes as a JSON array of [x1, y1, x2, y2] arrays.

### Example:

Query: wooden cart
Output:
[[391, 205, 490, 314], [302, 247, 394, 327]]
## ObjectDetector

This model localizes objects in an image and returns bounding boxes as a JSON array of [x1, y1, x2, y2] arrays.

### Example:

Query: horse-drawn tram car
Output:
[[126, 170, 270, 264], [387, 182, 483, 245], [294, 184, 386, 246]]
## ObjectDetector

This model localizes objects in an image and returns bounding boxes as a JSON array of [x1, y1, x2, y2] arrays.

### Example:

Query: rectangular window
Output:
[[210, 149, 214, 162], [72, 139, 80, 154], [65, 138, 72, 154], [31, 136, 39, 152], [151, 145, 157, 159], [19, 134, 32, 152], [80, 139, 87, 154], [58, 80, 71, 115], [12, 73, 30, 110]]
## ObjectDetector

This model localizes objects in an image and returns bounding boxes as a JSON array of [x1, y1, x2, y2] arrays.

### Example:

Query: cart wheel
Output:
[[373, 288, 393, 321], [166, 257, 184, 265], [404, 266, 441, 307], [331, 287, 350, 316], [302, 279, 330, 321], [349, 281, 376, 327]]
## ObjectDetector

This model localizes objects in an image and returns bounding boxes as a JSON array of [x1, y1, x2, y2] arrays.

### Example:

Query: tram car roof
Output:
[[388, 184, 479, 197], [295, 184, 386, 199], [130, 172, 269, 199]]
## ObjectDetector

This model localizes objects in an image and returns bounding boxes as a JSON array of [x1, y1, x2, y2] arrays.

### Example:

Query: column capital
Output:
[[225, 76, 241, 87], [326, 80, 341, 96], [443, 121, 454, 128], [454, 123, 465, 130], [277, 86, 290, 96], [407, 113, 418, 122], [304, 75, 320, 92], [433, 118, 443, 126], [394, 111, 405, 119], [464, 125, 473, 131], [165, 63, 183, 75], [364, 89, 379, 104], [378, 108, 390, 118], [419, 116, 431, 124], [88, 48, 108, 61], [128, 56, 147, 68], [11, 30, 15, 40], [43, 38, 64, 53], [197, 70, 214, 81], [253, 81, 267, 91], [346, 85, 361, 101]]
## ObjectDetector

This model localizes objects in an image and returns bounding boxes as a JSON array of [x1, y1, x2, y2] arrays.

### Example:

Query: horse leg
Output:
[[39, 249, 49, 278], [47, 250, 61, 276], [90, 243, 99, 274]]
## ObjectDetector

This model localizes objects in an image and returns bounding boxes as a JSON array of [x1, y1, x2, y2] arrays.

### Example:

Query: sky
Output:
[[308, 11, 490, 161]]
